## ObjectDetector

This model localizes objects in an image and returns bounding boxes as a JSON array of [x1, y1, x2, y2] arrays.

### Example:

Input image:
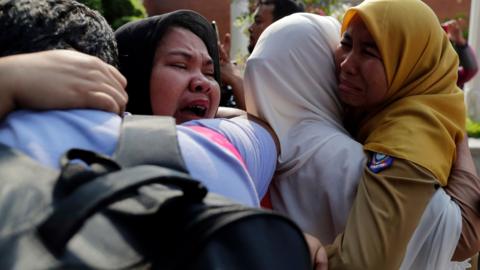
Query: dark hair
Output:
[[0, 0, 118, 66], [115, 10, 220, 115], [259, 0, 305, 21]]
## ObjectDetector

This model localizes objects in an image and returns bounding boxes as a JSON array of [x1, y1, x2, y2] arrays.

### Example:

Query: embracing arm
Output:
[[444, 135, 480, 261], [0, 50, 127, 119], [218, 34, 245, 110]]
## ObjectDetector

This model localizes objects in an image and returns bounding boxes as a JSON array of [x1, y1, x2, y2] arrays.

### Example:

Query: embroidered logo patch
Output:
[[368, 152, 394, 173]]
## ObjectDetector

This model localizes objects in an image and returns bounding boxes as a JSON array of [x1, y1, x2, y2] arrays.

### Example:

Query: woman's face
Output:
[[334, 15, 388, 108], [149, 27, 220, 124]]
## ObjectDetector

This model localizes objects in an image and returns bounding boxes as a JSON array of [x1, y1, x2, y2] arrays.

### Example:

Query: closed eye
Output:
[[204, 71, 215, 79], [171, 63, 187, 69], [340, 40, 352, 48], [363, 45, 381, 59]]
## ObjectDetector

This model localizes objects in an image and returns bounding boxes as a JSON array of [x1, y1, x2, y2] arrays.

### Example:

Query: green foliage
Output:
[[102, 0, 146, 29], [234, 11, 252, 36], [77, 0, 146, 29], [467, 118, 480, 138], [302, 0, 361, 16], [303, 0, 343, 15], [78, 0, 103, 13]]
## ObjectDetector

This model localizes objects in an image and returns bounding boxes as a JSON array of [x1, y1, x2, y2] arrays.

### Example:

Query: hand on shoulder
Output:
[[0, 50, 127, 119]]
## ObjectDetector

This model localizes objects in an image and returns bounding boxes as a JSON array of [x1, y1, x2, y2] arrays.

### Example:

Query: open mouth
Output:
[[181, 104, 207, 117]]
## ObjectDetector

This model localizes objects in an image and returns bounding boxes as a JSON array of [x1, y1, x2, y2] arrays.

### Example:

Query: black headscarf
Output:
[[115, 10, 220, 115]]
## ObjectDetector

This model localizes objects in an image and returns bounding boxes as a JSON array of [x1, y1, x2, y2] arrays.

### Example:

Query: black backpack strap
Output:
[[38, 164, 207, 255], [113, 115, 188, 173]]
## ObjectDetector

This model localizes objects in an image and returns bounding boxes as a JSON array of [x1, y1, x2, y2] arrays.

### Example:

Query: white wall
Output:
[[230, 0, 249, 62], [464, 0, 480, 121]]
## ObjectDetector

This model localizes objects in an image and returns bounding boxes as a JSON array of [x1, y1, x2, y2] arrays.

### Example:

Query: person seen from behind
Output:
[[442, 18, 478, 89]]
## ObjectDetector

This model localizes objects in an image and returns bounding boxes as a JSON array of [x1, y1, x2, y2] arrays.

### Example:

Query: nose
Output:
[[248, 23, 253, 33], [189, 75, 211, 93], [339, 51, 357, 75]]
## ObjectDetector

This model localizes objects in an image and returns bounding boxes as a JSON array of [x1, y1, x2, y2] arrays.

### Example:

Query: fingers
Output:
[[7, 50, 129, 116], [75, 56, 128, 115], [82, 70, 128, 115], [223, 33, 231, 57], [85, 91, 123, 115], [219, 43, 229, 63], [219, 33, 232, 63], [303, 233, 328, 270], [105, 64, 128, 106], [313, 246, 328, 270]]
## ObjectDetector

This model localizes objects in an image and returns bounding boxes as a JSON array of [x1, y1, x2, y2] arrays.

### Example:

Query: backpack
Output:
[[0, 115, 312, 269]]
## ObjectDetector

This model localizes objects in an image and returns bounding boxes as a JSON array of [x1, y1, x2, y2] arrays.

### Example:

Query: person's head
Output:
[[334, 0, 465, 185], [334, 15, 388, 108], [115, 10, 221, 124], [334, 0, 459, 112], [248, 0, 304, 53], [0, 0, 118, 66], [245, 13, 345, 144]]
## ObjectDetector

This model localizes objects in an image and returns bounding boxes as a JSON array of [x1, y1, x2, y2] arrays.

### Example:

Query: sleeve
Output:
[[183, 118, 277, 198], [456, 44, 478, 86], [444, 168, 480, 261], [325, 157, 437, 270]]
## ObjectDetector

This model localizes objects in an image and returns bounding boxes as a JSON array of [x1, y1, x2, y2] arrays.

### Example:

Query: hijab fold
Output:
[[342, 0, 465, 185], [245, 13, 366, 243], [115, 10, 220, 115]]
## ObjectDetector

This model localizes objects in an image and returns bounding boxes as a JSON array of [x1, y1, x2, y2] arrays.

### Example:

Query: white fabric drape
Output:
[[244, 13, 366, 244]]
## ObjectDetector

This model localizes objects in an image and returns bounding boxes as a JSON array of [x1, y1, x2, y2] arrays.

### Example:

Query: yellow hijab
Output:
[[341, 0, 465, 185]]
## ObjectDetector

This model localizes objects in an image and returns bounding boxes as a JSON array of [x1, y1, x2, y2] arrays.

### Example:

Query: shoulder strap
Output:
[[113, 115, 188, 173]]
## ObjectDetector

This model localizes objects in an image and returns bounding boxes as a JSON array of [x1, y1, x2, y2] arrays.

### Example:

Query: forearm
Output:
[[326, 159, 436, 269], [445, 136, 480, 260], [457, 44, 478, 84], [446, 169, 480, 261], [0, 56, 18, 119]]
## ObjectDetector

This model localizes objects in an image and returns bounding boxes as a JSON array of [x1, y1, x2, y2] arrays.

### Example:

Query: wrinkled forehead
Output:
[[156, 27, 211, 58]]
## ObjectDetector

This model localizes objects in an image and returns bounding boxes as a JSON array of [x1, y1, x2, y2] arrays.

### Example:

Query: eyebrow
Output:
[[167, 50, 193, 59], [166, 50, 213, 66], [343, 32, 379, 50]]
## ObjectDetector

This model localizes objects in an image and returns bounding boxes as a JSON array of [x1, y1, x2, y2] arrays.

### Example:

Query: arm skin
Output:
[[305, 233, 328, 270], [218, 33, 246, 110], [0, 50, 127, 120], [445, 135, 480, 261]]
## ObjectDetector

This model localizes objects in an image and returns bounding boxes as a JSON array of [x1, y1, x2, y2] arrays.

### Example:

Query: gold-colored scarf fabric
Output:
[[341, 0, 465, 185]]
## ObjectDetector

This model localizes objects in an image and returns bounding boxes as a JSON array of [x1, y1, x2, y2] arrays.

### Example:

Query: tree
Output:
[[77, 0, 146, 30]]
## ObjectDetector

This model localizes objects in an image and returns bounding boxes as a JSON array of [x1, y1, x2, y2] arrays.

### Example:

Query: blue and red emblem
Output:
[[368, 152, 394, 173]]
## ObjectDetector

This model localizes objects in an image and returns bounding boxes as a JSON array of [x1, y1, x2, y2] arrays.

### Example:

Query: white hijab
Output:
[[244, 13, 366, 244]]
